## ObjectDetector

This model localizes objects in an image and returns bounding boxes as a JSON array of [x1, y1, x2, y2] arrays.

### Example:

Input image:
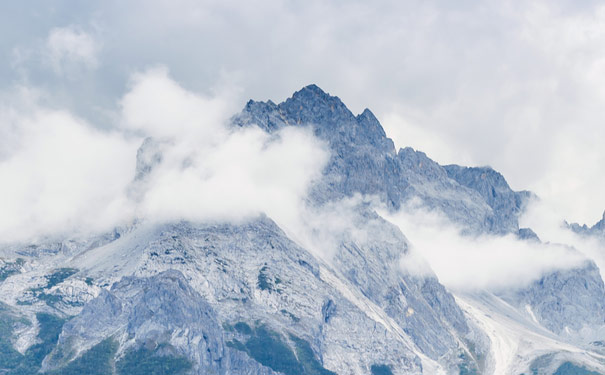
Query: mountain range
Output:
[[0, 85, 603, 375]]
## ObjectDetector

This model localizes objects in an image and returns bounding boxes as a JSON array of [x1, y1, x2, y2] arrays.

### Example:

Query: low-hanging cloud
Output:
[[520, 199, 605, 281], [4, 0, 605, 226], [0, 68, 329, 244], [381, 202, 589, 292], [0, 92, 137, 242], [46, 26, 100, 75]]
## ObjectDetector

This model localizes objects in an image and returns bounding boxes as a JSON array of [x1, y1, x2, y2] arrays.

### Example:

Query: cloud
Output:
[[0, 68, 329, 243], [2, 1, 605, 247], [381, 202, 588, 292], [120, 67, 233, 139], [45, 26, 100, 74], [122, 68, 329, 226], [0, 0, 596, 226], [278, 195, 382, 262], [520, 199, 605, 281], [0, 93, 137, 242]]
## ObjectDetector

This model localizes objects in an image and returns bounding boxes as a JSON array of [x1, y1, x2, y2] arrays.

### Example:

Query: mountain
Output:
[[233, 84, 529, 235], [0, 85, 603, 375], [568, 212, 605, 239]]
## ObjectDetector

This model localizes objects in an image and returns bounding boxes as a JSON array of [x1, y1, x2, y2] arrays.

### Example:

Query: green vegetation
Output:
[[26, 268, 79, 307], [257, 265, 284, 293], [49, 338, 117, 375], [234, 321, 252, 335], [0, 258, 25, 282], [0, 305, 24, 371], [228, 322, 335, 375], [458, 351, 478, 375], [0, 308, 66, 375], [553, 362, 601, 375], [280, 309, 300, 323], [45, 268, 79, 289], [371, 364, 393, 375], [257, 265, 272, 291], [115, 345, 191, 375], [529, 353, 554, 375], [40, 336, 189, 375], [290, 335, 336, 375], [226, 339, 247, 352], [245, 326, 302, 374], [528, 354, 599, 375], [11, 313, 65, 374]]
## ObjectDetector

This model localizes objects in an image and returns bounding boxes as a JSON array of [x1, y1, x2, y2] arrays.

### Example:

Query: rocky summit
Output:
[[0, 85, 603, 375]]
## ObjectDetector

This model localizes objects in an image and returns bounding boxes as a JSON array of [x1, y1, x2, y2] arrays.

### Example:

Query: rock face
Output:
[[443, 165, 533, 234], [233, 84, 530, 235], [70, 216, 453, 374], [569, 211, 605, 239], [43, 270, 228, 373], [0, 84, 604, 375], [501, 261, 605, 338]]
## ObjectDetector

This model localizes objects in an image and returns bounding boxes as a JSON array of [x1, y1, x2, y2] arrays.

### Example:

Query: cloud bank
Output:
[[382, 203, 589, 292], [521, 199, 605, 281], [0, 1, 603, 295], [46, 26, 100, 74], [3, 1, 605, 224], [0, 68, 329, 243]]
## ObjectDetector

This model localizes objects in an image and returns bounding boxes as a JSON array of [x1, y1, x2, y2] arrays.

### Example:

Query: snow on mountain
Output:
[[0, 85, 603, 375]]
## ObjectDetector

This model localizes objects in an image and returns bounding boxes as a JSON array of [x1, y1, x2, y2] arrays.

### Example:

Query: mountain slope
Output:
[[0, 85, 603, 375]]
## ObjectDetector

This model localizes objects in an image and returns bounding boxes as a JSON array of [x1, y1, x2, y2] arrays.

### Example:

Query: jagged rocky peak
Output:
[[1, 84, 604, 375], [234, 84, 530, 235], [234, 84, 395, 153], [443, 164, 533, 234], [568, 209, 605, 237], [443, 165, 531, 208], [134, 137, 163, 181], [517, 227, 540, 242], [280, 84, 354, 125], [502, 261, 605, 336], [593, 210, 605, 231], [397, 147, 449, 179]]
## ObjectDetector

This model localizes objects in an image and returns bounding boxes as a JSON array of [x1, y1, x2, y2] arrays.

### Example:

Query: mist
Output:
[[0, 68, 329, 244], [521, 199, 605, 280], [5, 1, 605, 226], [381, 202, 590, 292]]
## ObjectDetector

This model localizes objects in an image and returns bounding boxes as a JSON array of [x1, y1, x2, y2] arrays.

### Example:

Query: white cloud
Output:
[[381, 203, 588, 292], [3, 0, 605, 245], [120, 67, 232, 140], [123, 68, 329, 226], [3, 3, 605, 226], [520, 199, 605, 281], [46, 26, 100, 74], [0, 68, 329, 243], [0, 100, 138, 242]]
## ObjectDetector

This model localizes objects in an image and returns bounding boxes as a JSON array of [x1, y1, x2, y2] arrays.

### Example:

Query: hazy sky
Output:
[[2, 0, 605, 225]]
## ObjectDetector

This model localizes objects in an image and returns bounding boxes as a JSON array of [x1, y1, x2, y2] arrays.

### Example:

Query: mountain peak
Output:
[[279, 84, 353, 126], [286, 84, 346, 111], [357, 108, 378, 123], [292, 84, 330, 99]]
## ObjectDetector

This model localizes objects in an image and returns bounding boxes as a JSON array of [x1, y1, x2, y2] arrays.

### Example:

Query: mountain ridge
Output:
[[234, 84, 530, 235], [0, 84, 603, 375]]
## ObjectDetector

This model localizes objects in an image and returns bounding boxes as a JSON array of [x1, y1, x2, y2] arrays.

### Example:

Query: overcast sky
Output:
[[1, 0, 604, 225]]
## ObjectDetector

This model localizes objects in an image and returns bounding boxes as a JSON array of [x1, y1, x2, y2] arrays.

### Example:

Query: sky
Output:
[[1, 0, 605, 233]]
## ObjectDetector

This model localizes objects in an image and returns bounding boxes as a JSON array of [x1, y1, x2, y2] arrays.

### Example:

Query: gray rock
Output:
[[568, 211, 605, 239], [500, 261, 605, 336], [233, 84, 530, 235]]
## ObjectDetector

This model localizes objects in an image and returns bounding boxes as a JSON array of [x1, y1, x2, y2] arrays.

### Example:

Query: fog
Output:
[[0, 68, 329, 243], [382, 202, 590, 292]]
